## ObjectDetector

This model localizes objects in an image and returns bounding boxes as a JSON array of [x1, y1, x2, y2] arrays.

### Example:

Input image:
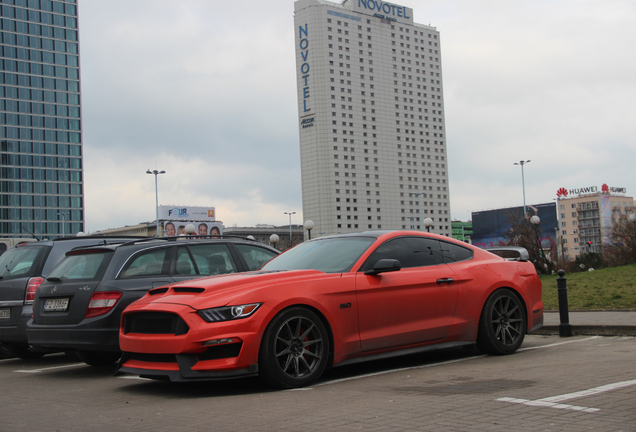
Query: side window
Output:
[[187, 244, 238, 275], [120, 248, 169, 278], [174, 247, 197, 275], [235, 244, 278, 270], [440, 242, 473, 263], [363, 237, 443, 271]]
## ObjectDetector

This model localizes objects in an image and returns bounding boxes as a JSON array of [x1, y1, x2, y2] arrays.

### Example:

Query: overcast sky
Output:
[[79, 0, 636, 233]]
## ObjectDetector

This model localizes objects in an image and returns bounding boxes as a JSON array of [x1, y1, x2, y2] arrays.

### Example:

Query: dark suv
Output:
[[0, 236, 146, 359], [27, 236, 279, 366]]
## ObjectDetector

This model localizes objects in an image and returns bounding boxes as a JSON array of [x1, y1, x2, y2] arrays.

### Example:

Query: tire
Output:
[[76, 350, 121, 367], [5, 343, 45, 360], [258, 307, 329, 389], [476, 289, 526, 355]]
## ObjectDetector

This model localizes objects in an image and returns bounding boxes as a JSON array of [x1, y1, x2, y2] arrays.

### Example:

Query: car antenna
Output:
[[20, 224, 42, 241]]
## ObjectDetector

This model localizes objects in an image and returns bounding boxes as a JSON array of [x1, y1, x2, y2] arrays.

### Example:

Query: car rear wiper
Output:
[[46, 276, 64, 282]]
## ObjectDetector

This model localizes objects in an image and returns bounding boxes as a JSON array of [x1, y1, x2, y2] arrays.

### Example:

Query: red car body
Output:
[[118, 231, 543, 388]]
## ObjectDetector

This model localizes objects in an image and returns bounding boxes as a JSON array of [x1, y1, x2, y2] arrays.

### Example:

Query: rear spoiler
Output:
[[484, 246, 530, 262]]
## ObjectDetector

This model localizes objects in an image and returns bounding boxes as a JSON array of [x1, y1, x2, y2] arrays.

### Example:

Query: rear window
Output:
[[235, 244, 278, 270], [48, 251, 112, 281], [0, 246, 46, 280]]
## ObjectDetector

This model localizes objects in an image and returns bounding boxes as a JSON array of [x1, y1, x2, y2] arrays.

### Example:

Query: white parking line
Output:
[[301, 336, 604, 389], [14, 363, 86, 373], [117, 375, 152, 381], [498, 379, 636, 413]]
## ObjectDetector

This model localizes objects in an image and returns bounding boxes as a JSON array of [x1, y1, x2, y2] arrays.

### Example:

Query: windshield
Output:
[[0, 246, 45, 279], [261, 237, 376, 273]]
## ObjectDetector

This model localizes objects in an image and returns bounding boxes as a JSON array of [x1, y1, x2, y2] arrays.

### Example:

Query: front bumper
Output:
[[118, 353, 259, 382]]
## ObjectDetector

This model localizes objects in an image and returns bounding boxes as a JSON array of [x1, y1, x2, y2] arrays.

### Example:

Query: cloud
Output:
[[79, 0, 636, 232]]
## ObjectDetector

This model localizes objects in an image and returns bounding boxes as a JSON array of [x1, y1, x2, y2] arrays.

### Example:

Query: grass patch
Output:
[[540, 263, 636, 310]]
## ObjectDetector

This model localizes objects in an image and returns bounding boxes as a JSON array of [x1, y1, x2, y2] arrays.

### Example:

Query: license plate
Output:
[[0, 308, 9, 319], [43, 298, 69, 312]]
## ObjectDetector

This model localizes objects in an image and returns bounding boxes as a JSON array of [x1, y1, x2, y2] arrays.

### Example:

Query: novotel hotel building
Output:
[[294, 0, 451, 236]]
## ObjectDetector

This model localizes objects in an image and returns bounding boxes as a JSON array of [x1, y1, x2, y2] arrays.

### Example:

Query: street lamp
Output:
[[304, 220, 314, 240], [406, 216, 415, 230], [410, 192, 424, 230], [57, 211, 70, 236], [284, 211, 296, 246], [514, 160, 531, 218], [269, 234, 279, 250], [146, 169, 166, 237], [423, 217, 433, 232]]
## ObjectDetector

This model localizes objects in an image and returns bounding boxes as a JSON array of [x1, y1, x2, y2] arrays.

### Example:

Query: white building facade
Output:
[[294, 0, 451, 236]]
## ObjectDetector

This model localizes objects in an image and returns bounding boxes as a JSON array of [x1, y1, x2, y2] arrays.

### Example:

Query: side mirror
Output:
[[364, 259, 402, 276]]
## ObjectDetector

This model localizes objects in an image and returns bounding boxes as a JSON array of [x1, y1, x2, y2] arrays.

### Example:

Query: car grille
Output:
[[196, 343, 243, 362], [124, 312, 189, 335], [128, 352, 177, 363]]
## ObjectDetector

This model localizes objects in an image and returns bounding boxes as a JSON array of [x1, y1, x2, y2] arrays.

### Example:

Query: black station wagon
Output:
[[0, 236, 146, 359], [27, 236, 279, 366]]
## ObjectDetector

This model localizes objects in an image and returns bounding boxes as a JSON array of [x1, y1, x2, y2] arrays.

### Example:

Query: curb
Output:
[[534, 325, 636, 337]]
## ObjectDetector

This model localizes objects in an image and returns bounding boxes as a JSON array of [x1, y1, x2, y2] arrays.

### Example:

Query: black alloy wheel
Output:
[[476, 288, 527, 355], [258, 307, 329, 389]]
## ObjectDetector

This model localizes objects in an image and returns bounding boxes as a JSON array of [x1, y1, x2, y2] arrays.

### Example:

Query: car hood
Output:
[[134, 269, 328, 310]]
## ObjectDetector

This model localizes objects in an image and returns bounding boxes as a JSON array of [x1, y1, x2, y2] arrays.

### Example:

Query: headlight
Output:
[[197, 303, 261, 323]]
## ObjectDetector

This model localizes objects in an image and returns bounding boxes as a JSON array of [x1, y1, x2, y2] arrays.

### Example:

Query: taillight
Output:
[[25, 277, 45, 305], [85, 291, 122, 319]]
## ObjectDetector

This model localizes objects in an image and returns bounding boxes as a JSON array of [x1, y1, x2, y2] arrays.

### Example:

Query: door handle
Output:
[[436, 278, 454, 284]]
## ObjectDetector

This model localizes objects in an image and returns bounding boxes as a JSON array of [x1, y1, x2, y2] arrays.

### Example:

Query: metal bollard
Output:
[[556, 269, 573, 337]]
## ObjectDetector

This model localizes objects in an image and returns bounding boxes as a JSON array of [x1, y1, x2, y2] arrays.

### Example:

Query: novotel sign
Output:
[[298, 23, 311, 114], [353, 0, 413, 24]]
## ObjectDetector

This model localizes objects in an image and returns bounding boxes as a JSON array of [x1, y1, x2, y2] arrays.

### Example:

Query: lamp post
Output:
[[406, 216, 415, 230], [284, 211, 296, 247], [423, 217, 433, 232], [269, 234, 279, 250], [514, 160, 531, 218], [304, 220, 314, 240], [57, 211, 70, 236], [410, 192, 424, 230], [146, 169, 165, 237]]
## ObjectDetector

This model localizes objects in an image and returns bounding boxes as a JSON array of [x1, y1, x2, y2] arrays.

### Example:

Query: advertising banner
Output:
[[471, 203, 557, 249], [158, 206, 215, 221], [162, 221, 223, 237]]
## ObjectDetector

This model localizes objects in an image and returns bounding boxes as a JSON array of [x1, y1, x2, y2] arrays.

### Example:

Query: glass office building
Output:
[[0, 0, 83, 238]]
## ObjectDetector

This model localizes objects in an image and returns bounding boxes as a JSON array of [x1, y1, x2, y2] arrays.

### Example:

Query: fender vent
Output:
[[196, 343, 242, 362]]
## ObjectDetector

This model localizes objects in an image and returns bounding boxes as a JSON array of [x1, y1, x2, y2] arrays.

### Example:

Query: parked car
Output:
[[0, 236, 146, 359], [117, 230, 544, 388], [27, 236, 279, 366], [0, 238, 38, 256]]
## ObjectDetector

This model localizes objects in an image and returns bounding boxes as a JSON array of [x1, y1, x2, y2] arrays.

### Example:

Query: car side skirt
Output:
[[336, 340, 477, 368]]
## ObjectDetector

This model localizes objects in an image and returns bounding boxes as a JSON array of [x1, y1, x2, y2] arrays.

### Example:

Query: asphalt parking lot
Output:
[[1, 335, 635, 432]]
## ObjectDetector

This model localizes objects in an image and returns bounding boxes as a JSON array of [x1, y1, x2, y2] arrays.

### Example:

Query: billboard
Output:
[[471, 203, 557, 249], [158, 206, 215, 221], [163, 221, 223, 237]]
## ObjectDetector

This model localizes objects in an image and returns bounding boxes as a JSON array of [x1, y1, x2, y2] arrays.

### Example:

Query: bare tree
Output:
[[606, 218, 636, 265], [502, 212, 556, 274]]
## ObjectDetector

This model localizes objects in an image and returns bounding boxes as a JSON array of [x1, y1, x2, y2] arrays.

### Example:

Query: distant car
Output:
[[117, 230, 544, 388], [27, 237, 279, 366], [0, 236, 146, 359]]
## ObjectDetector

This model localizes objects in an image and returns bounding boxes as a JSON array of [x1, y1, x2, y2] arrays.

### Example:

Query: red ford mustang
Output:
[[118, 231, 543, 388]]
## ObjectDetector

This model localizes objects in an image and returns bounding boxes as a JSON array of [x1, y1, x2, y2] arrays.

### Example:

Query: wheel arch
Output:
[[480, 286, 530, 333], [262, 303, 336, 369]]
